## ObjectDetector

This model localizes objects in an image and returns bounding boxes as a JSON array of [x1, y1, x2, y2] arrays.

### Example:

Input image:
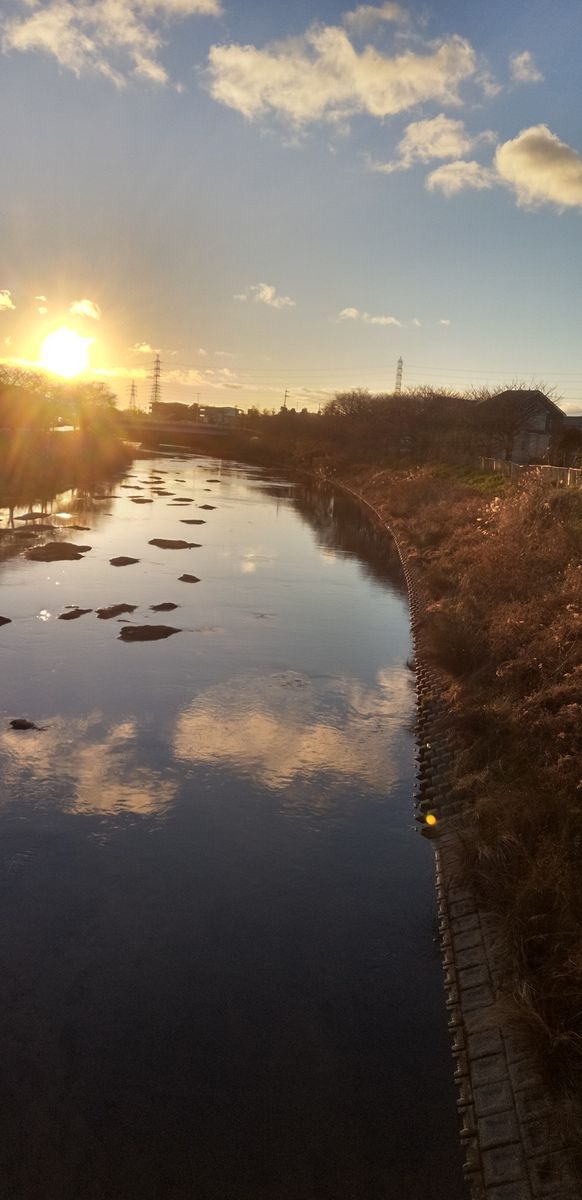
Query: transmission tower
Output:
[[129, 380, 138, 411], [149, 354, 161, 410], [395, 356, 403, 395]]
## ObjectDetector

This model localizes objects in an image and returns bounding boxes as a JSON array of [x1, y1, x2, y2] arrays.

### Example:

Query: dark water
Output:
[[0, 457, 464, 1200]]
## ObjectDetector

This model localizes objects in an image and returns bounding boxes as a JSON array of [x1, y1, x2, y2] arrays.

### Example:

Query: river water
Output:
[[0, 455, 464, 1200]]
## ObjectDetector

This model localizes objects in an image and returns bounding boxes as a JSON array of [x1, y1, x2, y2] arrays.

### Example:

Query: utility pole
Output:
[[149, 354, 161, 411], [128, 380, 137, 412], [395, 356, 403, 396]]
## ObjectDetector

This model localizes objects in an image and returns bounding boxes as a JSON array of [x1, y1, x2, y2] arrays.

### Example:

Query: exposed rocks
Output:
[[130, 498, 153, 504], [150, 602, 179, 612], [109, 556, 140, 567], [178, 574, 200, 583], [180, 519, 205, 525], [9, 718, 45, 731], [97, 603, 138, 619], [0, 616, 12, 626], [26, 542, 92, 562], [199, 504, 216, 510], [58, 607, 92, 620], [118, 624, 181, 642], [148, 538, 200, 549]]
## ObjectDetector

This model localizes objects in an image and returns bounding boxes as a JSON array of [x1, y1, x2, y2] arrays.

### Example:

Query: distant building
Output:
[[150, 401, 193, 422], [200, 406, 239, 426], [478, 390, 565, 463]]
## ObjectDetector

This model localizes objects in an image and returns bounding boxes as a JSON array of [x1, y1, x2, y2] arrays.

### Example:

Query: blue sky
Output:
[[1, 0, 582, 411]]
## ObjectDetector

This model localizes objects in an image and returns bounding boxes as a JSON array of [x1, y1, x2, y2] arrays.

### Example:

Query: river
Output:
[[0, 454, 464, 1199]]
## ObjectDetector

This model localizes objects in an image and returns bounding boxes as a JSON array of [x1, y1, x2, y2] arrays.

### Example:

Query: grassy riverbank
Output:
[[332, 460, 582, 1129], [208, 427, 582, 1126]]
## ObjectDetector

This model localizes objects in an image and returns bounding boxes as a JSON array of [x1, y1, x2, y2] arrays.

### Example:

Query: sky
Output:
[[1, 0, 582, 412]]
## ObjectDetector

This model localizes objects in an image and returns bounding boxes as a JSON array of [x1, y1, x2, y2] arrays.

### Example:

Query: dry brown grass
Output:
[[344, 464, 582, 1111]]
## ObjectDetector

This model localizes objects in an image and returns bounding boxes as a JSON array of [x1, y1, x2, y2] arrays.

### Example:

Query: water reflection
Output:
[[174, 669, 410, 796], [293, 479, 407, 595], [0, 715, 176, 816]]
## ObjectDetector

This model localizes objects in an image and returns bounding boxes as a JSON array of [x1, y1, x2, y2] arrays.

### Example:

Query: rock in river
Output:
[[130, 498, 153, 504], [119, 624, 181, 642], [178, 574, 200, 584], [58, 607, 92, 620], [110, 556, 140, 567], [97, 603, 138, 619], [198, 504, 216, 510], [150, 602, 179, 612], [148, 538, 200, 550], [26, 542, 92, 562], [0, 616, 12, 626], [180, 519, 205, 525]]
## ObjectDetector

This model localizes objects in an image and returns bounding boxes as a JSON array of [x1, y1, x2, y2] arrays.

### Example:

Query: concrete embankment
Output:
[[335, 478, 579, 1200]]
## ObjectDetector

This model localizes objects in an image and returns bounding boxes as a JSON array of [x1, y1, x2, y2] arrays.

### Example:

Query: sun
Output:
[[40, 327, 91, 378]]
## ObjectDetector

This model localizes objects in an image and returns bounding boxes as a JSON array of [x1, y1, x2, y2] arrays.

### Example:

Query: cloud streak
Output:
[[235, 282, 296, 309], [510, 50, 543, 85], [2, 0, 222, 87], [339, 306, 401, 326], [426, 125, 582, 211], [70, 297, 101, 320], [206, 25, 477, 126], [0, 290, 15, 311]]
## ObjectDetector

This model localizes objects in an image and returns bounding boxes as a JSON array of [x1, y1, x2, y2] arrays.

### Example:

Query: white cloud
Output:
[[198, 347, 208, 356], [206, 26, 477, 126], [0, 290, 15, 311], [495, 124, 582, 210], [339, 306, 401, 326], [438, 318, 451, 326], [425, 158, 496, 195], [35, 294, 47, 302], [412, 317, 421, 327], [510, 50, 543, 85], [344, 3, 409, 32], [70, 297, 101, 320], [37, 306, 48, 315], [235, 282, 295, 309], [369, 112, 475, 174], [2, 0, 222, 87], [131, 341, 158, 353]]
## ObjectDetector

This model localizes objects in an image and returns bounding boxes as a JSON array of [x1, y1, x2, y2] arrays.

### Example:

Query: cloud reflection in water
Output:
[[0, 716, 176, 817], [174, 668, 411, 794]]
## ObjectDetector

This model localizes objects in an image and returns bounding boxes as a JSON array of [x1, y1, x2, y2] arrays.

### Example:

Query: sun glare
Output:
[[40, 327, 91, 378]]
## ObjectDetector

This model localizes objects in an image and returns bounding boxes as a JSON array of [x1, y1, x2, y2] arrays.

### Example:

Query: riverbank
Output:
[[194, 431, 582, 1163], [0, 428, 132, 506]]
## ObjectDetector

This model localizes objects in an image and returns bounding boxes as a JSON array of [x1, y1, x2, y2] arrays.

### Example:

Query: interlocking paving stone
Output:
[[508, 1059, 544, 1093], [464, 1006, 500, 1035], [452, 913, 481, 935], [459, 963, 490, 990], [514, 1088, 553, 1124], [450, 899, 477, 919], [486, 1184, 532, 1200], [528, 1152, 579, 1196], [520, 1118, 562, 1158], [457, 944, 487, 970], [471, 1054, 509, 1088], [461, 983, 496, 1012], [454, 928, 484, 952], [473, 1081, 515, 1118], [478, 1111, 521, 1150], [467, 1028, 504, 1060], [482, 1143, 526, 1187]]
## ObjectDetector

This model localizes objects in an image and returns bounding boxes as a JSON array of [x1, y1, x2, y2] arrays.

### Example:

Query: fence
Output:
[[480, 457, 582, 487]]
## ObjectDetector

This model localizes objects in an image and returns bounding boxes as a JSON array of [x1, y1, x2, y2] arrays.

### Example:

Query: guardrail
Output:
[[480, 457, 582, 487]]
